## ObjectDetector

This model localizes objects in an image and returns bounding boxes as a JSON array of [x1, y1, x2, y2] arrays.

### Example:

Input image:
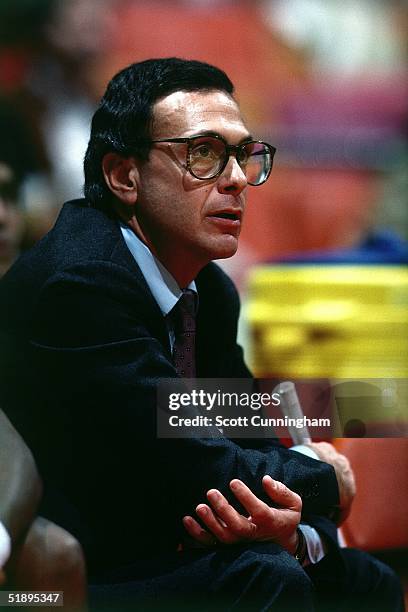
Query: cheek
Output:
[[165, 199, 201, 235], [5, 210, 23, 241], [138, 170, 211, 232]]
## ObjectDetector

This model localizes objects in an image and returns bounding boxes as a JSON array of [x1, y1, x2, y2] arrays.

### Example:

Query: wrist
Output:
[[284, 528, 300, 556]]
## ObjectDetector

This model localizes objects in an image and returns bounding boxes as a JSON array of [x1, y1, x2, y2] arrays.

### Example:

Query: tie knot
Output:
[[179, 289, 196, 314], [172, 290, 197, 333]]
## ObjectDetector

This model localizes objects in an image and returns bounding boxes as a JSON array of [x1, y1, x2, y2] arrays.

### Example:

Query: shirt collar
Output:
[[120, 223, 197, 317]]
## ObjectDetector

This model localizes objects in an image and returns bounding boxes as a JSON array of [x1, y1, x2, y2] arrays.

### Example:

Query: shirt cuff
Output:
[[290, 444, 319, 460], [298, 524, 326, 565], [0, 521, 11, 568]]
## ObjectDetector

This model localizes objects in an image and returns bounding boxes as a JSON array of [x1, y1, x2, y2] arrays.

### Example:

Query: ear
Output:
[[102, 153, 139, 205]]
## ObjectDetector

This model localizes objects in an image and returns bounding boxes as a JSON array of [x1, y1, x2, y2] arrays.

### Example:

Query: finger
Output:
[[337, 455, 353, 474], [229, 479, 270, 519], [206, 489, 256, 539], [314, 441, 336, 454], [196, 504, 228, 540], [196, 504, 245, 544], [182, 515, 216, 546], [262, 476, 302, 512], [310, 442, 338, 461]]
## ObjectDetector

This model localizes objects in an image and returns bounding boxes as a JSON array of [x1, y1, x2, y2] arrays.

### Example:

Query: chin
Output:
[[205, 236, 239, 261]]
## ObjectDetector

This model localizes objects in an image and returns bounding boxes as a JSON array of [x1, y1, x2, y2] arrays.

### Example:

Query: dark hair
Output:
[[84, 58, 234, 209]]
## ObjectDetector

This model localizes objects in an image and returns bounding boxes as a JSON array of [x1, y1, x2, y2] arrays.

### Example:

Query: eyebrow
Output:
[[189, 130, 254, 144]]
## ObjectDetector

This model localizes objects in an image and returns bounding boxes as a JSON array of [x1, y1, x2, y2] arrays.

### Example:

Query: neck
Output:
[[148, 240, 203, 288], [119, 209, 205, 288], [160, 258, 201, 289]]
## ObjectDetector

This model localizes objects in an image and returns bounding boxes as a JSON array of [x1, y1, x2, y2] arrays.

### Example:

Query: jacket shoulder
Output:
[[196, 262, 240, 301], [196, 262, 242, 335]]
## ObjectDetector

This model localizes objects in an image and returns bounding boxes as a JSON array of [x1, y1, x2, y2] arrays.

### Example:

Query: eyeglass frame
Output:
[[149, 133, 277, 186]]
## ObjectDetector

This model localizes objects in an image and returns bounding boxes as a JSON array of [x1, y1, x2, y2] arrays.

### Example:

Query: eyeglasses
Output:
[[150, 134, 276, 186]]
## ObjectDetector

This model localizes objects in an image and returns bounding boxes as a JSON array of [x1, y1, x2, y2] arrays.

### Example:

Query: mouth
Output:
[[207, 209, 242, 222]]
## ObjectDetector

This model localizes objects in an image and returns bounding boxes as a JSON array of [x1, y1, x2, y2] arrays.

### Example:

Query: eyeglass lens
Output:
[[188, 137, 272, 185]]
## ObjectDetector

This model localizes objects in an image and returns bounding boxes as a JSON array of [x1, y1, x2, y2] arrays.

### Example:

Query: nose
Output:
[[217, 157, 247, 196]]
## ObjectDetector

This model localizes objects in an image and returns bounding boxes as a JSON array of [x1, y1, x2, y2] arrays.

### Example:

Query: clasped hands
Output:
[[183, 442, 356, 552]]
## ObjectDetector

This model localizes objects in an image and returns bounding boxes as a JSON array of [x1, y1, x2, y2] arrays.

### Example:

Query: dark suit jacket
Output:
[[0, 199, 339, 577]]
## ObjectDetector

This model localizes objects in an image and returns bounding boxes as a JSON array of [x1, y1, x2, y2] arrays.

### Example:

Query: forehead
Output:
[[151, 90, 250, 141]]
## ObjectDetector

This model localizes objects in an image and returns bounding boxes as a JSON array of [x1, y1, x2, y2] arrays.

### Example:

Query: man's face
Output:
[[132, 90, 250, 281], [0, 163, 23, 274]]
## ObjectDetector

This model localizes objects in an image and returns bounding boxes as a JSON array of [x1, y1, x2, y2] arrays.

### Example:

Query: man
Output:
[[0, 58, 403, 610], [0, 126, 87, 608], [0, 158, 41, 569], [0, 407, 41, 586], [0, 409, 87, 611]]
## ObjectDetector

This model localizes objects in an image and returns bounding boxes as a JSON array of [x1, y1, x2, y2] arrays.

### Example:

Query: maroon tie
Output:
[[171, 290, 197, 378]]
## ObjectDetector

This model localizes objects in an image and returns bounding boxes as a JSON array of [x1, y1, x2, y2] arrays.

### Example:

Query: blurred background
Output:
[[0, 0, 407, 273], [0, 0, 407, 606]]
